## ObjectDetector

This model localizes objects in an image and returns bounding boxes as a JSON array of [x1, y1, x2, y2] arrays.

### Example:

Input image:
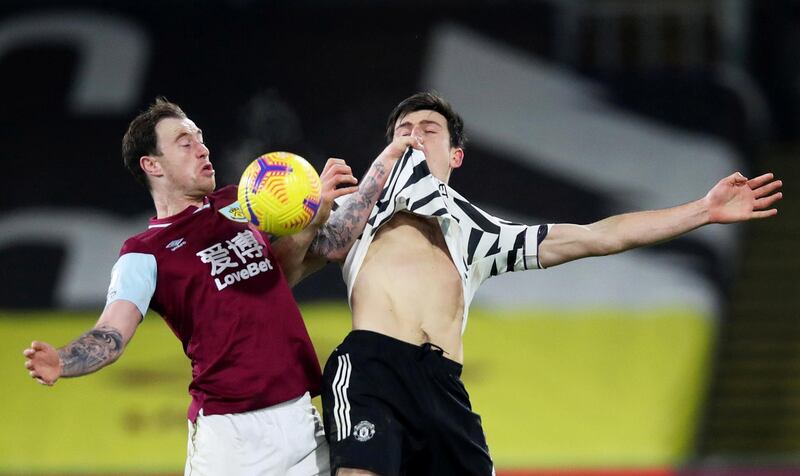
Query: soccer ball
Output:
[[237, 151, 322, 236]]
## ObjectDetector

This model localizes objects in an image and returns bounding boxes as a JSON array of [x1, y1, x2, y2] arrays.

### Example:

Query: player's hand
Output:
[[312, 158, 359, 227], [378, 134, 424, 163], [23, 341, 62, 386], [705, 172, 782, 224]]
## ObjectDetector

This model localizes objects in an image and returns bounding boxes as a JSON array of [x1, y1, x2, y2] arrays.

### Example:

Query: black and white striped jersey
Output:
[[341, 148, 550, 333]]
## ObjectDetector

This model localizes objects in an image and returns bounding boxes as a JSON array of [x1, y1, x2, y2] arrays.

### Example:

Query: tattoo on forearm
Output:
[[58, 326, 124, 377], [311, 161, 387, 257]]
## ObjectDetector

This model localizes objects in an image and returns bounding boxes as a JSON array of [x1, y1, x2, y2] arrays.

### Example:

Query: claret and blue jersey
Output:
[[106, 185, 321, 421]]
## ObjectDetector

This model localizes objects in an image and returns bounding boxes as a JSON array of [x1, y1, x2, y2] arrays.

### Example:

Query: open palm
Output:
[[706, 172, 783, 224]]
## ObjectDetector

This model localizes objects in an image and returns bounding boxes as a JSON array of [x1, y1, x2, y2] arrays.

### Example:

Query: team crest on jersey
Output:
[[218, 202, 249, 223], [352, 420, 375, 442]]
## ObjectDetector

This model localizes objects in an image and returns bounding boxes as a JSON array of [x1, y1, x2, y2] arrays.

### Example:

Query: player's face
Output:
[[394, 109, 463, 183], [153, 117, 215, 196]]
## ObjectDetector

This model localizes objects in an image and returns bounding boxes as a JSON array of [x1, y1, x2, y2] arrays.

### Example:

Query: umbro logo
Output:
[[166, 238, 186, 251]]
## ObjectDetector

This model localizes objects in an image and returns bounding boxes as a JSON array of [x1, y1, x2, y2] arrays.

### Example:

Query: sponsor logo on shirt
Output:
[[218, 202, 250, 223], [196, 230, 273, 290]]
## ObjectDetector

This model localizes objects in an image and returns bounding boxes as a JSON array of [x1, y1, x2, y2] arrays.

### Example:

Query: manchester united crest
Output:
[[352, 420, 375, 442]]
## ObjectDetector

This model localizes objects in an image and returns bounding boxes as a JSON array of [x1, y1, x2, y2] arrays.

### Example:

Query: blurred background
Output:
[[1, 0, 798, 474]]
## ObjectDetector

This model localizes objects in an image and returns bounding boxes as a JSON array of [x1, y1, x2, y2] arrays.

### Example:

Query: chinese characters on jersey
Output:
[[196, 230, 274, 290]]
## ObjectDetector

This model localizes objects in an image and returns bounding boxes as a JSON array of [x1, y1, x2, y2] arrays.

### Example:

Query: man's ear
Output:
[[450, 148, 464, 169], [140, 155, 163, 178]]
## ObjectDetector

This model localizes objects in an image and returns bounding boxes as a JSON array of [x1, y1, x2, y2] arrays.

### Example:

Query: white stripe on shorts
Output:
[[332, 353, 352, 441]]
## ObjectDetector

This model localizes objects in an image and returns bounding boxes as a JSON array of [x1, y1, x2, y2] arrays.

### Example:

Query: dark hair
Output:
[[385, 92, 466, 149], [121, 97, 187, 189]]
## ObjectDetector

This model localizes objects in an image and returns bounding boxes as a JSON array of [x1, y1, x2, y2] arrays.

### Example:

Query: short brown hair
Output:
[[385, 92, 466, 149], [122, 97, 187, 189]]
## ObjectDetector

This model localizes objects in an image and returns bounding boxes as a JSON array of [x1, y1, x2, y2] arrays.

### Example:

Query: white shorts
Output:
[[185, 392, 330, 476]]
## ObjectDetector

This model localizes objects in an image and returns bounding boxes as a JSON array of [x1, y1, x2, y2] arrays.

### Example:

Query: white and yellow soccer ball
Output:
[[237, 151, 322, 236]]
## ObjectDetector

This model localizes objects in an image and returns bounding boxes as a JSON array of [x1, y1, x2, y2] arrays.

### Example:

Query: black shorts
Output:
[[320, 330, 494, 476]]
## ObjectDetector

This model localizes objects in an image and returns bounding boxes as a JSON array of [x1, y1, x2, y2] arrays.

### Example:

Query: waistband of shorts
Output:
[[196, 391, 312, 420], [343, 330, 463, 375]]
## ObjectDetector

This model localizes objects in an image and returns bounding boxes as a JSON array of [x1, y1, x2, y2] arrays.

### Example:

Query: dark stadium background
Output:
[[1, 1, 798, 475]]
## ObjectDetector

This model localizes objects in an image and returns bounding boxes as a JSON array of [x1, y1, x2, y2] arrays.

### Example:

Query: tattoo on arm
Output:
[[58, 326, 124, 377], [311, 161, 387, 258]]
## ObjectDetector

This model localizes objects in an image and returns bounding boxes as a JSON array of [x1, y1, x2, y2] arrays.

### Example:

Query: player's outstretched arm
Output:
[[538, 172, 783, 268], [23, 300, 142, 386], [310, 136, 424, 262], [272, 158, 358, 286]]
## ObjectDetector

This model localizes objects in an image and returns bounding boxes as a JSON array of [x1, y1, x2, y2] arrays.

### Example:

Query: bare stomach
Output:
[[350, 212, 465, 363]]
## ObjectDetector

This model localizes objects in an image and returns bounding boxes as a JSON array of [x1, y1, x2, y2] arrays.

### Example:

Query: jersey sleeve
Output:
[[465, 202, 552, 286], [106, 252, 157, 318]]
